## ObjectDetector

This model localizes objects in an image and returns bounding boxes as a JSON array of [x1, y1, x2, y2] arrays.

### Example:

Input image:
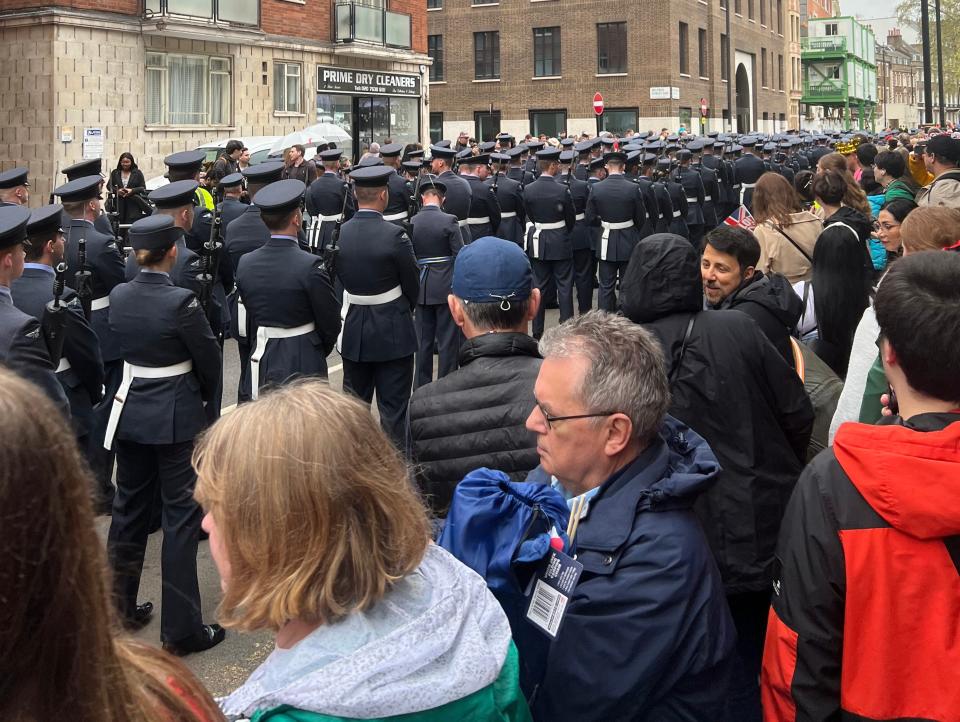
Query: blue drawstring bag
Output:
[[438, 467, 570, 699]]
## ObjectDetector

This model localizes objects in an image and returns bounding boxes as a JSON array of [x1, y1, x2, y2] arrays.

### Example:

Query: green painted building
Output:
[[802, 16, 877, 130]]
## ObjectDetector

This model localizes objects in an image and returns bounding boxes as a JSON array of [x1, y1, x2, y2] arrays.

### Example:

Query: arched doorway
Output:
[[736, 64, 751, 133]]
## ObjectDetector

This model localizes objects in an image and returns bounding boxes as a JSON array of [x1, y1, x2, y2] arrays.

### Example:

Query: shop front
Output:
[[316, 64, 422, 163]]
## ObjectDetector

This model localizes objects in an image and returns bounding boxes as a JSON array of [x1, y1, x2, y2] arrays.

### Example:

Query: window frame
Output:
[[720, 33, 730, 81], [427, 0, 442, 8], [596, 22, 627, 75], [533, 26, 562, 78], [428, 34, 444, 81], [598, 107, 639, 136], [145, 50, 233, 127], [528, 109, 568, 139], [429, 111, 443, 143], [474, 30, 500, 80], [698, 27, 708, 78], [679, 22, 689, 75], [273, 60, 302, 114]]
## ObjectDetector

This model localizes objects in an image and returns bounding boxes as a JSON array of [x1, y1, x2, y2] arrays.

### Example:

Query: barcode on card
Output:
[[526, 579, 568, 637]]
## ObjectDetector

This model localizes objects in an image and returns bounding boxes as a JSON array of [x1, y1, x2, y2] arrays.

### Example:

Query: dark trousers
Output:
[[86, 359, 123, 506], [722, 590, 769, 722], [597, 259, 629, 312], [531, 258, 574, 338], [415, 304, 460, 388], [236, 339, 251, 404], [688, 223, 705, 251], [107, 439, 203, 644], [343, 355, 414, 446], [572, 249, 595, 314]]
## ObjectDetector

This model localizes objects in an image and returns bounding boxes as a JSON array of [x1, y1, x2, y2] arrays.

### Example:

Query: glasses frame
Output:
[[535, 401, 619, 431]]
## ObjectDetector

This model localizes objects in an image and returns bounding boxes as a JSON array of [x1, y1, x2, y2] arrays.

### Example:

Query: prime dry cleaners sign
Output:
[[317, 66, 421, 97]]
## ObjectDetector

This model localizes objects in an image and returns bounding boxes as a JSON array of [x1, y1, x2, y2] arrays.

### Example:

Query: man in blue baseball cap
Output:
[[407, 236, 543, 517]]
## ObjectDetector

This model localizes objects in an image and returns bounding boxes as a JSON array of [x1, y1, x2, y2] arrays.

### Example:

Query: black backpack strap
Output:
[[669, 314, 696, 386], [773, 222, 814, 265], [945, 535, 960, 577]]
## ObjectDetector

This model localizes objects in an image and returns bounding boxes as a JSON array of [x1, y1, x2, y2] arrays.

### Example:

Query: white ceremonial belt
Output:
[[525, 220, 566, 258], [686, 197, 698, 204], [417, 256, 454, 266], [600, 220, 634, 260], [90, 296, 110, 311], [739, 182, 756, 204], [458, 218, 470, 227], [704, 195, 713, 201], [318, 213, 343, 223], [336, 285, 403, 354], [56, 358, 71, 373], [672, 210, 682, 218], [383, 211, 408, 222], [236, 295, 247, 339], [500, 211, 517, 218], [575, 213, 585, 221], [250, 322, 316, 400], [104, 360, 193, 450], [466, 216, 490, 225]]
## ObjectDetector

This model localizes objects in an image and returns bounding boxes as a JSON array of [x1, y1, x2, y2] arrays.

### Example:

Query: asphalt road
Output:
[[94, 304, 566, 698]]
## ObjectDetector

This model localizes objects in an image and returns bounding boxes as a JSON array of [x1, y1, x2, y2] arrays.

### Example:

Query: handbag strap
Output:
[[669, 314, 696, 386], [773, 222, 814, 265]]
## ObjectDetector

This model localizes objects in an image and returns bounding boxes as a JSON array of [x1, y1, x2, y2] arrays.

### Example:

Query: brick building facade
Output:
[[426, 0, 790, 141], [0, 0, 429, 199]]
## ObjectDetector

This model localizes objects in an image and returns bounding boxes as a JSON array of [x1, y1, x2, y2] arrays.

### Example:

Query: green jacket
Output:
[[250, 642, 531, 722], [883, 178, 917, 204]]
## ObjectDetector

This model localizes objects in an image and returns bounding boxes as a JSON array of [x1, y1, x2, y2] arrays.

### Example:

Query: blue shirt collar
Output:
[[270, 234, 299, 242], [23, 262, 55, 275]]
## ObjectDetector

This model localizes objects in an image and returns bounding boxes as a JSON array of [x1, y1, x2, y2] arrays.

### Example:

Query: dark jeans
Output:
[[107, 439, 203, 643], [343, 355, 414, 447], [722, 589, 770, 722], [531, 258, 574, 338], [415, 304, 461, 388]]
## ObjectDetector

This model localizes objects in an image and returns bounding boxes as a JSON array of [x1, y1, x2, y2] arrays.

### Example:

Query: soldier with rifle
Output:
[[460, 153, 501, 241], [60, 158, 116, 237], [380, 143, 417, 229], [558, 149, 594, 314], [12, 203, 106, 508], [430, 145, 473, 246], [487, 152, 525, 246], [305, 149, 356, 256]]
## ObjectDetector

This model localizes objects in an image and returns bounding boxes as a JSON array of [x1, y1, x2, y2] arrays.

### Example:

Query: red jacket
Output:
[[761, 413, 960, 722]]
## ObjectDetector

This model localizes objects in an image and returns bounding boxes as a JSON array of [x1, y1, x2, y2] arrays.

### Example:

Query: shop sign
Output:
[[317, 66, 421, 97]]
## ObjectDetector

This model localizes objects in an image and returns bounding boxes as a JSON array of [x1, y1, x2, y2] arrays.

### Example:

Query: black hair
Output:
[[811, 227, 872, 378], [260, 207, 299, 232], [704, 225, 761, 269], [461, 297, 532, 331], [794, 169, 815, 204], [879, 198, 917, 223], [855, 142, 878, 167], [811, 170, 846, 205], [874, 149, 905, 178], [115, 152, 138, 171], [874, 251, 960, 402], [135, 246, 174, 267], [225, 139, 244, 155], [860, 168, 883, 196]]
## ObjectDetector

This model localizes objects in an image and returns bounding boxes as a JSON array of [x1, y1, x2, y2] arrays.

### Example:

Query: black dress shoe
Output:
[[121, 601, 154, 631], [162, 624, 226, 657]]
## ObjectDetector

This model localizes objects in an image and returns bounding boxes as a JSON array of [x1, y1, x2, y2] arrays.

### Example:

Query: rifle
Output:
[[71, 225, 93, 320], [106, 184, 122, 243], [198, 186, 223, 324], [41, 261, 69, 365], [323, 179, 351, 279], [407, 165, 425, 222]]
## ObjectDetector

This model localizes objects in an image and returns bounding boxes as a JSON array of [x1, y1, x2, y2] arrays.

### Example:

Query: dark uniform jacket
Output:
[[485, 173, 525, 246], [620, 235, 814, 594], [664, 178, 690, 238], [185, 204, 231, 332], [696, 163, 721, 227], [224, 205, 270, 276], [409, 205, 462, 306], [585, 173, 648, 262], [522, 174, 575, 261], [639, 177, 674, 234], [407, 332, 541, 516], [335, 209, 420, 363], [734, 153, 767, 210], [64, 218, 126, 362], [506, 166, 535, 188], [0, 289, 70, 415], [124, 238, 201, 295], [700, 154, 731, 210], [674, 166, 706, 227], [305, 172, 356, 252], [384, 170, 412, 226], [235, 236, 341, 392], [436, 170, 472, 245], [107, 272, 221, 445], [462, 174, 501, 241], [12, 267, 104, 435], [219, 197, 248, 230], [558, 173, 592, 252]]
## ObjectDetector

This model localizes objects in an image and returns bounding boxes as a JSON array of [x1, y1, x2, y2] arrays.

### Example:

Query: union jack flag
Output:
[[723, 204, 756, 231]]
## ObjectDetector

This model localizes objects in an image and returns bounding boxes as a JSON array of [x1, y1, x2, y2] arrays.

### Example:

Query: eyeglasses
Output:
[[873, 221, 900, 232], [535, 401, 618, 431]]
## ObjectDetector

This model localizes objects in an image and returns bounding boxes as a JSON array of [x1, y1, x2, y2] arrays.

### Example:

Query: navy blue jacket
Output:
[[735, 153, 767, 210], [530, 418, 735, 722], [436, 170, 472, 245], [584, 173, 648, 262], [485, 173, 525, 246], [224, 205, 270, 276], [558, 172, 592, 252], [462, 174, 501, 241], [409, 205, 462, 306], [674, 165, 706, 227], [305, 172, 356, 252], [522, 174, 575, 261]]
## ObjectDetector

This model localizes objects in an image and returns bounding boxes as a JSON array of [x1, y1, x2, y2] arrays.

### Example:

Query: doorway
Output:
[[736, 63, 752, 133]]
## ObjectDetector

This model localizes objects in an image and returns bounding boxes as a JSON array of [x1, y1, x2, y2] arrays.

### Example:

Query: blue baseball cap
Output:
[[452, 236, 533, 307]]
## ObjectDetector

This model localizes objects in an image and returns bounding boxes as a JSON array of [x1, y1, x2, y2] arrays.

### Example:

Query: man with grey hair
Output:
[[527, 310, 735, 722]]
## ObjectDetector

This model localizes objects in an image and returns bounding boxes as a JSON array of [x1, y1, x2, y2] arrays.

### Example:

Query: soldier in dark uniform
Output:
[[0, 167, 30, 207], [496, 132, 515, 150], [409, 177, 462, 387], [573, 140, 593, 181], [218, 172, 248, 230], [702, 140, 731, 219], [104, 214, 224, 654], [13, 204, 105, 503], [673, 149, 706, 248], [235, 179, 340, 400], [335, 165, 420, 445], [430, 145, 472, 246], [379, 143, 415, 228], [55, 174, 127, 497], [0, 206, 69, 416], [585, 151, 648, 311], [629, 152, 662, 235], [776, 142, 797, 185], [61, 158, 116, 237], [735, 137, 767, 211], [657, 158, 690, 238], [558, 150, 593, 314], [305, 149, 355, 255], [690, 142, 720, 232], [460, 153, 501, 241], [506, 146, 535, 187], [523, 140, 543, 177], [723, 143, 742, 216], [487, 152, 525, 246], [638, 154, 673, 234], [522, 148, 576, 338]]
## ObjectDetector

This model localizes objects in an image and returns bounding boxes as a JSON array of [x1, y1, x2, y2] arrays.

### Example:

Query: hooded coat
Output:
[[762, 413, 960, 722], [822, 205, 875, 244], [620, 234, 814, 594]]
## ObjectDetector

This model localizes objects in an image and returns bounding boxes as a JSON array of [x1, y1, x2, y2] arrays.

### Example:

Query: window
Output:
[[474, 110, 501, 141], [679, 22, 689, 74], [597, 22, 627, 74], [429, 112, 443, 143], [778, 54, 784, 90], [830, 64, 841, 79], [428, 35, 444, 81], [529, 110, 567, 138], [533, 27, 561, 77], [473, 0, 497, 4], [777, 0, 783, 33], [427, 0, 441, 7], [146, 51, 231, 126], [599, 108, 638, 136], [474, 31, 500, 80], [761, 47, 767, 87], [698, 28, 708, 77], [748, 0, 754, 19], [679, 107, 692, 130], [145, 0, 258, 25], [825, 22, 838, 35], [720, 33, 729, 80], [760, 0, 766, 25], [720, 0, 727, 9], [735, 0, 741, 13], [273, 61, 301, 113]]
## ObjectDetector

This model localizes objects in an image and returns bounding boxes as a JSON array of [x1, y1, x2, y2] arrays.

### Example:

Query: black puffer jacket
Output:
[[716, 270, 803, 367], [407, 332, 542, 516], [620, 234, 814, 594]]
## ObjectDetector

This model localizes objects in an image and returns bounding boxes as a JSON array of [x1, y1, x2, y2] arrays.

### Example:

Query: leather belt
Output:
[[336, 285, 403, 354], [250, 322, 316, 400], [104, 360, 194, 449], [525, 220, 566, 258], [599, 220, 634, 260]]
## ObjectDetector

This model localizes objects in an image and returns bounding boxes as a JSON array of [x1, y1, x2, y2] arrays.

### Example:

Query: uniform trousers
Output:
[[415, 304, 460, 389], [531, 258, 574, 339], [688, 223, 705, 252], [343, 355, 414, 447], [597, 259, 630, 312], [236, 338, 252, 404], [86, 359, 123, 507], [572, 249, 595, 314], [107, 439, 203, 644]]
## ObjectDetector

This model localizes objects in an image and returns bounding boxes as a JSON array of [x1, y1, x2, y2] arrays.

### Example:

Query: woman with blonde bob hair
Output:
[[751, 172, 824, 283], [196, 380, 530, 722], [898, 205, 960, 254]]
